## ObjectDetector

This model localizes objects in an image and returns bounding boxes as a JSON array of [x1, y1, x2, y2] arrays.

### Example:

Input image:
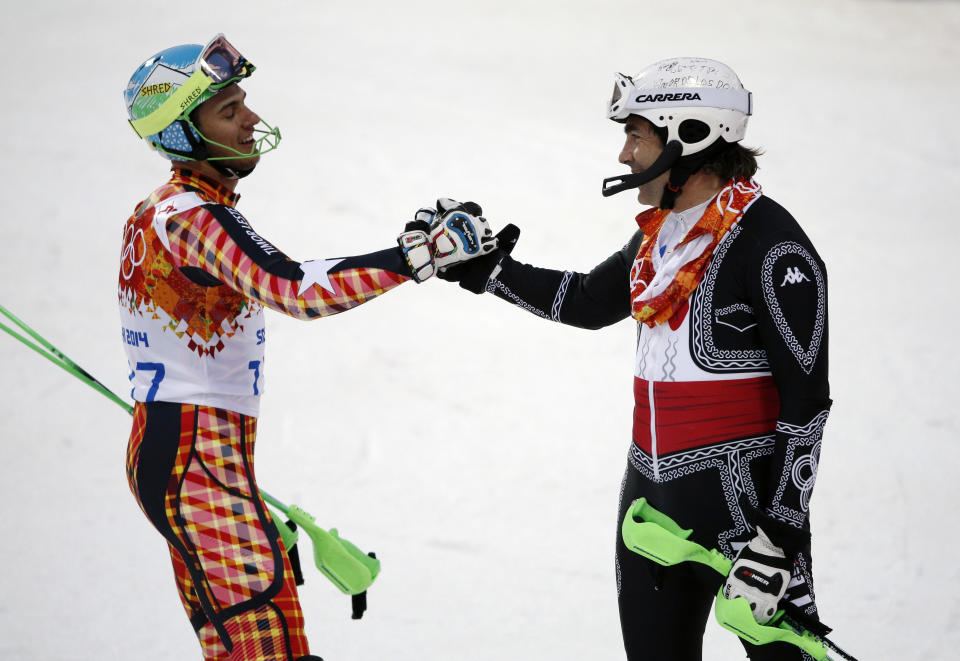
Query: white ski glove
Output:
[[722, 527, 793, 624], [397, 219, 435, 283], [416, 198, 498, 270]]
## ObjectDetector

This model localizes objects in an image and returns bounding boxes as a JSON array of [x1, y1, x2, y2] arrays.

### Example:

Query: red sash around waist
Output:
[[632, 376, 779, 455]]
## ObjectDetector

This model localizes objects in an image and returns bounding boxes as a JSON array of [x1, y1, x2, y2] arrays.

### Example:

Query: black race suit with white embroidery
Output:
[[479, 193, 830, 661]]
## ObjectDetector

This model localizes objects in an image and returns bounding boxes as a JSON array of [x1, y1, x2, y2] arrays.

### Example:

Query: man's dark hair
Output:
[[700, 142, 762, 180]]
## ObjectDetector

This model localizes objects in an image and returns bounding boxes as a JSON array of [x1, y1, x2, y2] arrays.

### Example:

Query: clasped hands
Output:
[[398, 198, 518, 288]]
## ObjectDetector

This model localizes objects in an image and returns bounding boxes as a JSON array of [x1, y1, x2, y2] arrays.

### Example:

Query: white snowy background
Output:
[[1, 1, 958, 659]]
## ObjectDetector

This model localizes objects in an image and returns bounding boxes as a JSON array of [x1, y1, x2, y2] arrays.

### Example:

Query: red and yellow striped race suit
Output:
[[119, 168, 413, 660]]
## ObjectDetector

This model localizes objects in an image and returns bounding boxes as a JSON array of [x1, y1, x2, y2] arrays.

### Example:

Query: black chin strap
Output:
[[601, 139, 731, 209], [210, 161, 257, 179], [658, 140, 729, 210], [601, 141, 682, 197]]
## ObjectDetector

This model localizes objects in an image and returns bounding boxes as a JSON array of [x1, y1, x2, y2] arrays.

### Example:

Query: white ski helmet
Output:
[[602, 57, 753, 206], [607, 57, 752, 156]]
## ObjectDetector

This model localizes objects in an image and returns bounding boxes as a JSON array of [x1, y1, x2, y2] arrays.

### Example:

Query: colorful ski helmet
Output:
[[123, 34, 280, 165], [602, 57, 752, 207]]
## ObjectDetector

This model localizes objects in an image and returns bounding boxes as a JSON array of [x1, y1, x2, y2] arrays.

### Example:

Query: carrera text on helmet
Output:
[[635, 92, 703, 103]]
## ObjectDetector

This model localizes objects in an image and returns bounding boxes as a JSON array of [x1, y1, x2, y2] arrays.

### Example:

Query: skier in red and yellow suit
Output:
[[120, 35, 495, 661]]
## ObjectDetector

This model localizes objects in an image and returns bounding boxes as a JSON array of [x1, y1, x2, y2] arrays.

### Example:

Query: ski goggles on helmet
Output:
[[198, 34, 255, 87], [606, 72, 752, 122], [130, 34, 256, 139]]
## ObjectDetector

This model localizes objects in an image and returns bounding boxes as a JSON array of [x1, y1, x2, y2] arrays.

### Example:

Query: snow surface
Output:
[[2, 1, 959, 659]]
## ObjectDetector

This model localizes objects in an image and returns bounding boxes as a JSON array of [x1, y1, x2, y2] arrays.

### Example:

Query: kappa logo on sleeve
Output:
[[762, 242, 826, 374], [780, 266, 810, 287]]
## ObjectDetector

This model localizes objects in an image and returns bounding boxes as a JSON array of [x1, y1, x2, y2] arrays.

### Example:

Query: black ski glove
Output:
[[437, 221, 521, 293]]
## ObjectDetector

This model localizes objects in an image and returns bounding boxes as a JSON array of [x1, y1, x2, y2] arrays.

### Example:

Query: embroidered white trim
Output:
[[690, 223, 770, 371], [761, 242, 826, 375], [769, 409, 830, 526], [489, 279, 549, 319], [552, 271, 573, 321]]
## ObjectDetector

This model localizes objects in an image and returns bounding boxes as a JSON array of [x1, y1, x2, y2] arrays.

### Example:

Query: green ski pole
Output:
[[259, 490, 380, 597], [1, 303, 380, 609], [622, 498, 858, 661], [0, 303, 133, 413]]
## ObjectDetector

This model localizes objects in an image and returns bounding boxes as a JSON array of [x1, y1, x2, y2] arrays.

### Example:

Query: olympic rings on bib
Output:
[[122, 224, 147, 280]]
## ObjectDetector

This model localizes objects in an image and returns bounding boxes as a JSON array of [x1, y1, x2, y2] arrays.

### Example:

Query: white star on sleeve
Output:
[[297, 258, 345, 296]]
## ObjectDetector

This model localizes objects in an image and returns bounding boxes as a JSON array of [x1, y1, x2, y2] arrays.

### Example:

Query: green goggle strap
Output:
[[129, 70, 213, 138], [129, 67, 281, 162], [622, 498, 832, 660]]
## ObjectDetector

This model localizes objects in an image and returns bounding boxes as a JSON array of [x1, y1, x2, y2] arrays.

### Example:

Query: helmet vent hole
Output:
[[678, 119, 711, 144]]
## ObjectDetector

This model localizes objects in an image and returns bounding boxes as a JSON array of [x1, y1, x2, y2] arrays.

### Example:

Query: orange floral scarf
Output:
[[629, 178, 762, 327]]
